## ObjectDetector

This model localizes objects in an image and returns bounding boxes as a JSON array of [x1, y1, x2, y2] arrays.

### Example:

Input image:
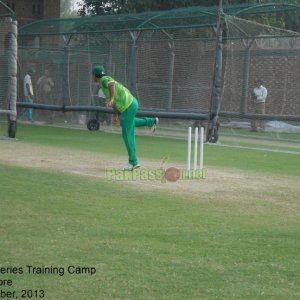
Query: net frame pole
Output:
[[207, 0, 223, 143], [240, 39, 255, 114], [62, 35, 72, 106], [5, 18, 18, 138], [129, 31, 139, 96], [167, 41, 175, 111], [0, 18, 17, 118]]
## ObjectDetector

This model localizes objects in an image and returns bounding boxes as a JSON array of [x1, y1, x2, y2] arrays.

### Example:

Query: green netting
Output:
[[19, 3, 300, 36], [16, 3, 300, 152], [223, 15, 300, 115], [229, 2, 300, 16]]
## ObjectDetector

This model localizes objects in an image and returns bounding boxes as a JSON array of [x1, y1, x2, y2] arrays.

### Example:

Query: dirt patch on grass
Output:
[[1, 139, 299, 202]]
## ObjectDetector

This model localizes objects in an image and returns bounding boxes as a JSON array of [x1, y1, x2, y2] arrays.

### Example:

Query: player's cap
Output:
[[91, 65, 105, 76]]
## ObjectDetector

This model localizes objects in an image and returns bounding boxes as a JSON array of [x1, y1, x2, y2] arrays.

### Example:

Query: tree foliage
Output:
[[76, 0, 300, 31], [77, 0, 222, 16], [77, 0, 300, 16]]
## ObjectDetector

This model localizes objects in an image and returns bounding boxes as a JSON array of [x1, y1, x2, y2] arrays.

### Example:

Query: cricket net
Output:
[[219, 15, 300, 153], [17, 4, 300, 153]]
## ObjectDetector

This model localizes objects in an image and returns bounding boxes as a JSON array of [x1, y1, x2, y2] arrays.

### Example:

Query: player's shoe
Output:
[[124, 163, 141, 171], [133, 164, 141, 170], [152, 117, 159, 133]]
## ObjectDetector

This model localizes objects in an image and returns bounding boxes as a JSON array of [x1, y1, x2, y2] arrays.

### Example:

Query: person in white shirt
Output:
[[251, 80, 268, 132], [19, 69, 35, 122]]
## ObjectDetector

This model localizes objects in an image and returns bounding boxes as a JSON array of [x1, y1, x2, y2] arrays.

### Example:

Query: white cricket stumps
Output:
[[187, 126, 204, 177]]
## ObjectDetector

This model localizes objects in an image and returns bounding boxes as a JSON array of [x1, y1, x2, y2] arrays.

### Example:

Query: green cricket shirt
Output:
[[99, 76, 133, 112]]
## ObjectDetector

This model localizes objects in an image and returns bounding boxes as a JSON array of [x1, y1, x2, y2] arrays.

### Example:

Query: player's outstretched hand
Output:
[[106, 100, 114, 107]]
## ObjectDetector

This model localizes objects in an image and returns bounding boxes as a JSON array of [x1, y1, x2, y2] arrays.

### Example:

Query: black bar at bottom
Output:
[[16, 102, 300, 122]]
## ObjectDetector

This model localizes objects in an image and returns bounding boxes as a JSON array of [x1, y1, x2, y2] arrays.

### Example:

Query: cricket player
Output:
[[92, 65, 158, 170], [19, 68, 35, 122]]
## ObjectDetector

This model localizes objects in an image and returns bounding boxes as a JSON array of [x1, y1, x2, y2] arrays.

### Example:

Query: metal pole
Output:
[[8, 18, 18, 121], [207, 0, 223, 143], [62, 35, 71, 106], [167, 41, 175, 111], [7, 18, 18, 138], [129, 31, 139, 96], [240, 39, 254, 114]]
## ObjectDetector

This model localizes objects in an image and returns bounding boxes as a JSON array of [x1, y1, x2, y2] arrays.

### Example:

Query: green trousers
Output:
[[120, 97, 155, 166]]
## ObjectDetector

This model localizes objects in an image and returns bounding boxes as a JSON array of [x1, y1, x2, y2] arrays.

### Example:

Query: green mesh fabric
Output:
[[19, 3, 300, 37], [15, 2, 300, 150]]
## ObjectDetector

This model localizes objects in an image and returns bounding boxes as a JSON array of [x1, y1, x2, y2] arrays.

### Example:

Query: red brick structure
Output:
[[4, 0, 60, 26]]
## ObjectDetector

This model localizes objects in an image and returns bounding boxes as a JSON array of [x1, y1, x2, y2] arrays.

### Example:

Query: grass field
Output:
[[14, 124, 300, 176], [0, 124, 299, 299]]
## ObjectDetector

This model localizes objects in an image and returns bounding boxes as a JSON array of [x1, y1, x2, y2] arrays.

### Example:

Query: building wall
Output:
[[4, 0, 60, 26], [43, 0, 60, 19]]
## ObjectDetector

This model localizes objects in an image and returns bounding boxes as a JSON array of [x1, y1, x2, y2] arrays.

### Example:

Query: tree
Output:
[[77, 0, 300, 17], [77, 0, 222, 16], [76, 0, 300, 31]]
